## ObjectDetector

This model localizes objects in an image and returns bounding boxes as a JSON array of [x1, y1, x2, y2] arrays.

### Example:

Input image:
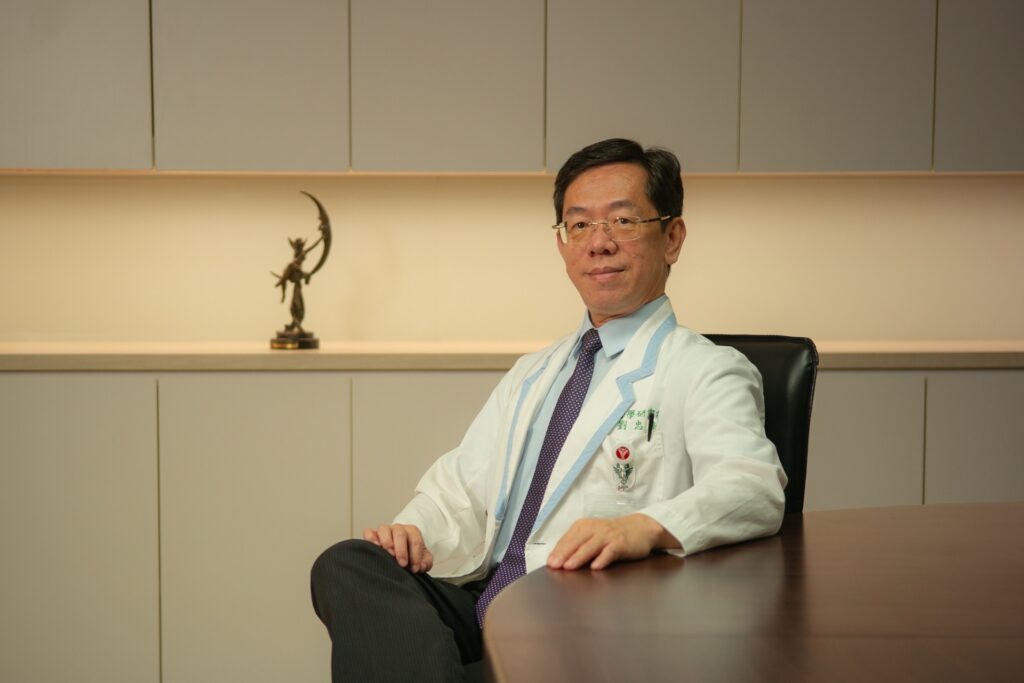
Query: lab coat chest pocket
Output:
[[581, 415, 665, 519]]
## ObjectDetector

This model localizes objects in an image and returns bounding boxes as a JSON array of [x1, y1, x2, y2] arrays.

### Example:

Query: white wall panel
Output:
[[351, 0, 544, 171], [352, 371, 501, 571], [934, 0, 1024, 170], [158, 373, 349, 683], [741, 0, 935, 171], [806, 371, 926, 511], [153, 0, 349, 170], [0, 0, 151, 168], [0, 374, 159, 682], [547, 0, 740, 172], [925, 371, 1024, 503]]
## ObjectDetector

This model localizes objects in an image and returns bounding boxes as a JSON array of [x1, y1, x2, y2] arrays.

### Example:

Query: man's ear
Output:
[[665, 218, 686, 266]]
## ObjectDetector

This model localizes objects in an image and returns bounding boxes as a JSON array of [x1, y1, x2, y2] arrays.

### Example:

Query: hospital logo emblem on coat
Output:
[[613, 445, 636, 491]]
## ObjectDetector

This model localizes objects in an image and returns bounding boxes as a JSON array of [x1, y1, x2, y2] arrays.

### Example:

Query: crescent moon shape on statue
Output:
[[300, 190, 332, 277]]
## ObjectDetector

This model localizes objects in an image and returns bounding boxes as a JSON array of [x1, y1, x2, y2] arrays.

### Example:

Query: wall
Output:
[[0, 172, 1022, 343]]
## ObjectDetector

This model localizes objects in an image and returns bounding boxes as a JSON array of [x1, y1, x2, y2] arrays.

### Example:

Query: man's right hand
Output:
[[363, 524, 434, 574]]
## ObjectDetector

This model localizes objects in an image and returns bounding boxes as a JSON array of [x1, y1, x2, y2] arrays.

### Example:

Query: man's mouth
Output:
[[587, 266, 624, 282]]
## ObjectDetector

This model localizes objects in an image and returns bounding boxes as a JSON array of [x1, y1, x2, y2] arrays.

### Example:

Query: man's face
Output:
[[557, 162, 685, 327]]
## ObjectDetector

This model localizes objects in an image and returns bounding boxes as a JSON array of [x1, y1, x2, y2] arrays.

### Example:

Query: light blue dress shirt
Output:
[[491, 295, 668, 563]]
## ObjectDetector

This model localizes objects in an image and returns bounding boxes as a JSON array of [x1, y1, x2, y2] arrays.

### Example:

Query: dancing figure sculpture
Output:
[[271, 191, 332, 349]]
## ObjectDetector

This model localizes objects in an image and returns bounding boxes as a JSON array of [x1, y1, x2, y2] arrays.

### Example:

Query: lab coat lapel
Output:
[[534, 301, 676, 530], [492, 334, 576, 522]]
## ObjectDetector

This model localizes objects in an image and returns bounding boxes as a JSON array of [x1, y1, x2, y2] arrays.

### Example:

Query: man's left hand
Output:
[[546, 513, 681, 571]]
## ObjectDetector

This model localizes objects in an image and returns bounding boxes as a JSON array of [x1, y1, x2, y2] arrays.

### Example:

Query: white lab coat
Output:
[[394, 299, 787, 583]]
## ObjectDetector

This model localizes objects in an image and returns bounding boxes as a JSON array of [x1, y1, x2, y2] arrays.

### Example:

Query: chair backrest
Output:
[[704, 335, 819, 514]]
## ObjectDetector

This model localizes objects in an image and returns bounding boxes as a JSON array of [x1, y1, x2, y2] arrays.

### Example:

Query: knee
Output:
[[311, 538, 389, 588]]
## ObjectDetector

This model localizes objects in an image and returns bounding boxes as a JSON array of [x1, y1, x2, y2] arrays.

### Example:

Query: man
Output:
[[311, 138, 786, 681]]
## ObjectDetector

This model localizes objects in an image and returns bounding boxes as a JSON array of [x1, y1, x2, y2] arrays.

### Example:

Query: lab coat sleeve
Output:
[[390, 368, 513, 565], [640, 346, 788, 555]]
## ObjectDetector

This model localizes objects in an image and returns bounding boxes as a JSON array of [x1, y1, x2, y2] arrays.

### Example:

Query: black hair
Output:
[[553, 138, 683, 225]]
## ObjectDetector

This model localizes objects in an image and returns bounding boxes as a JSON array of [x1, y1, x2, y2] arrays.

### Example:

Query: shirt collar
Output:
[[571, 295, 668, 360]]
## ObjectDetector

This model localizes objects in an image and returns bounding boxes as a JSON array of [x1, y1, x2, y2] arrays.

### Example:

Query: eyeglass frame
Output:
[[551, 215, 675, 245]]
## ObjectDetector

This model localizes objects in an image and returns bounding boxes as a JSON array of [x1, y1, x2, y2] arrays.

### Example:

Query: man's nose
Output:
[[587, 223, 617, 253]]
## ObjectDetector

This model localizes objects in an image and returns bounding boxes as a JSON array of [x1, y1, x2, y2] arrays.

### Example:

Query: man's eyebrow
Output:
[[564, 199, 638, 215]]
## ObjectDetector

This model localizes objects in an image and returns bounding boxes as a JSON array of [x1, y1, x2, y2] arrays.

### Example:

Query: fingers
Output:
[[563, 531, 612, 570], [547, 520, 601, 570], [390, 525, 411, 568], [588, 544, 619, 571], [366, 524, 433, 574], [548, 516, 661, 571], [401, 525, 434, 574], [546, 535, 574, 570], [375, 524, 397, 558], [417, 546, 435, 574]]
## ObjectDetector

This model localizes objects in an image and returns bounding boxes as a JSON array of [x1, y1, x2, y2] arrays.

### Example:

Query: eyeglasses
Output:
[[552, 215, 673, 245]]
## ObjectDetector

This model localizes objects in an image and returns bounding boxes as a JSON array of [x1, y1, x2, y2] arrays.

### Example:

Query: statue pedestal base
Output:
[[270, 330, 319, 350]]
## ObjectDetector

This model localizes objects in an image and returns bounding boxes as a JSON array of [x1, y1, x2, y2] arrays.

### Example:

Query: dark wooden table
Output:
[[482, 503, 1024, 682]]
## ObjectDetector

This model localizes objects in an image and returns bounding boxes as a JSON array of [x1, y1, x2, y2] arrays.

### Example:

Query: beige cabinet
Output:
[[924, 371, 1024, 503], [740, 0, 935, 171], [157, 373, 350, 683], [351, 371, 503, 564], [0, 0, 152, 169], [152, 0, 349, 171], [4, 364, 1023, 679], [0, 374, 160, 683], [7, 1, 1021, 174], [806, 371, 926, 511], [350, 0, 544, 171], [934, 0, 1024, 171], [547, 0, 741, 172], [806, 369, 1024, 511]]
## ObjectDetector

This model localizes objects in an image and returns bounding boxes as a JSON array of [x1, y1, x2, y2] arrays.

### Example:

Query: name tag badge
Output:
[[613, 444, 636, 491]]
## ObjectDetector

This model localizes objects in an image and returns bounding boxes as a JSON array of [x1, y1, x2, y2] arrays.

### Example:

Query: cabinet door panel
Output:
[[740, 0, 935, 171], [806, 371, 926, 511], [351, 0, 544, 171], [934, 0, 1024, 170], [0, 374, 159, 683], [548, 0, 740, 172], [0, 0, 151, 169], [351, 371, 502, 572], [925, 371, 1024, 503], [152, 0, 349, 171], [158, 373, 349, 683]]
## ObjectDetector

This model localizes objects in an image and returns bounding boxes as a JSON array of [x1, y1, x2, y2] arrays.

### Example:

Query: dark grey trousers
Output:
[[311, 539, 488, 682]]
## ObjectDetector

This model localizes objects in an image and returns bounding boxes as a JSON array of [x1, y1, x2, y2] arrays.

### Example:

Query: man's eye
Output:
[[612, 216, 636, 226], [570, 221, 589, 231]]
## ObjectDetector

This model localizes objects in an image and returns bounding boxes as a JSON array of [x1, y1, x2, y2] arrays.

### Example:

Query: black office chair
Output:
[[704, 335, 818, 514]]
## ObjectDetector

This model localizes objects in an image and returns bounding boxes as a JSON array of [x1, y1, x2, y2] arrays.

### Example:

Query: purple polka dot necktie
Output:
[[475, 328, 603, 626]]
